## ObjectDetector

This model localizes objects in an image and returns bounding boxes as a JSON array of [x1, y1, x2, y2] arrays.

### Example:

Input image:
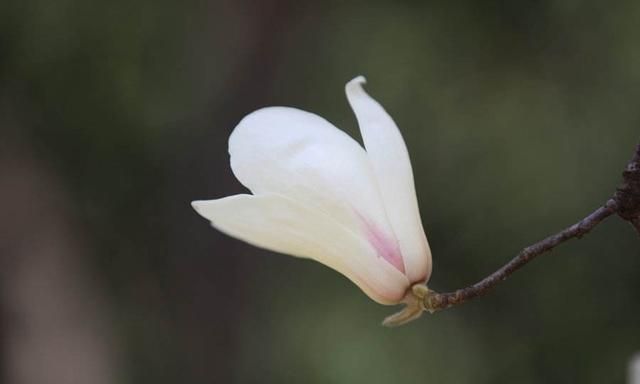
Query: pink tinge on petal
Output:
[[357, 214, 405, 274]]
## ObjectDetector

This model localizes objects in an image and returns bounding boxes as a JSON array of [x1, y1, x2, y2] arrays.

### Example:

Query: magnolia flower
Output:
[[192, 76, 432, 326]]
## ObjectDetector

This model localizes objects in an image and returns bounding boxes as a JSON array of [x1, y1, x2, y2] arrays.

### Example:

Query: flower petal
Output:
[[345, 76, 432, 283], [228, 106, 405, 273], [192, 194, 409, 304]]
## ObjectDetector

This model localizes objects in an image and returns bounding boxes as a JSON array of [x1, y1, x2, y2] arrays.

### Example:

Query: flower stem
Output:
[[384, 142, 640, 325], [422, 200, 617, 313]]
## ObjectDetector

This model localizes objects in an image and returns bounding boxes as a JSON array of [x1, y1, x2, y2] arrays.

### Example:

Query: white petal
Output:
[[192, 194, 409, 304], [228, 106, 405, 273], [345, 76, 432, 283]]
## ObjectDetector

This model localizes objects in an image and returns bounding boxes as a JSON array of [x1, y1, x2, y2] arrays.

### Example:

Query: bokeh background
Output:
[[1, 1, 639, 383]]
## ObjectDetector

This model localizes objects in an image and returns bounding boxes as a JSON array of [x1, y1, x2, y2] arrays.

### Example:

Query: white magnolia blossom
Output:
[[192, 76, 432, 307]]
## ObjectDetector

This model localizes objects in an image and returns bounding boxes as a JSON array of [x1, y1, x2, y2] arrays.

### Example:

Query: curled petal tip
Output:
[[347, 75, 367, 89]]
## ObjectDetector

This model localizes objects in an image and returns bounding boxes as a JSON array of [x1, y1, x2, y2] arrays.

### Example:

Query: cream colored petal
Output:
[[228, 106, 405, 273], [192, 194, 409, 304], [345, 76, 432, 283]]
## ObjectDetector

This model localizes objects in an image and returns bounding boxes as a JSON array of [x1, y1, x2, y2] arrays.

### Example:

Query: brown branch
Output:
[[411, 142, 640, 315], [383, 142, 640, 325], [615, 143, 640, 236], [420, 199, 617, 312]]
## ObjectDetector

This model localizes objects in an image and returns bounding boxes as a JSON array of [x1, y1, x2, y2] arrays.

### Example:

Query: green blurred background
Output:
[[1, 0, 639, 383]]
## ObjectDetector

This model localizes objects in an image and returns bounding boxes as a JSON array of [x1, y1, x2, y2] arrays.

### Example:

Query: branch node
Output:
[[614, 144, 640, 222]]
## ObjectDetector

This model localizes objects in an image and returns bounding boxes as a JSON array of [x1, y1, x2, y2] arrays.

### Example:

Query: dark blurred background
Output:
[[1, 1, 639, 383]]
